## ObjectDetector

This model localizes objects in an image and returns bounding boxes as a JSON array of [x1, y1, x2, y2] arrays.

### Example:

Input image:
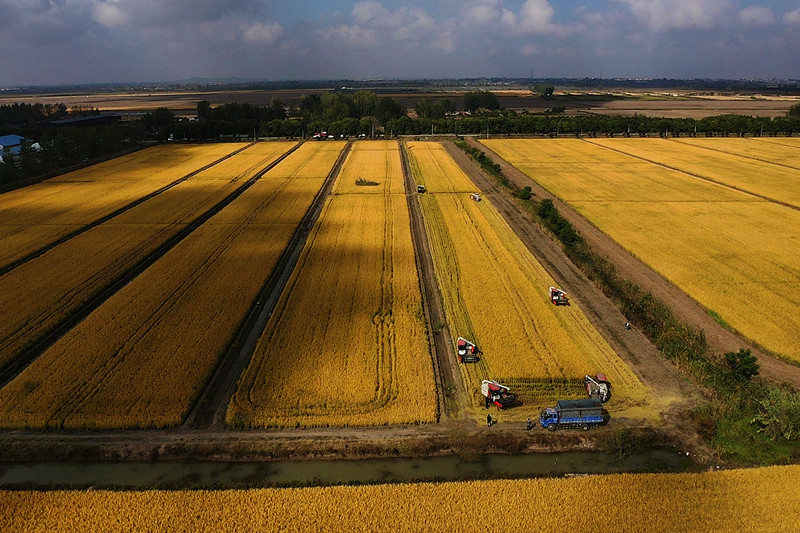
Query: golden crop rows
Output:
[[0, 142, 343, 429], [484, 138, 800, 362], [4, 465, 800, 532], [407, 142, 646, 412], [0, 142, 297, 373], [227, 141, 436, 428], [333, 140, 404, 195], [0, 143, 247, 267], [674, 137, 800, 170], [587, 137, 800, 208]]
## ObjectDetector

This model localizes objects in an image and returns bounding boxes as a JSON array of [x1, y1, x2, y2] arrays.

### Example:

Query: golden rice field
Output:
[[227, 141, 436, 428], [332, 140, 404, 195], [406, 142, 646, 413], [3, 465, 800, 532], [0, 142, 296, 373], [587, 137, 800, 208], [0, 142, 343, 429], [0, 143, 247, 267], [673, 137, 800, 170], [483, 138, 800, 362]]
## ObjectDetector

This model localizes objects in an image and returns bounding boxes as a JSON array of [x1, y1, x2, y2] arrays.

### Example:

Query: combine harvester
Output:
[[470, 192, 481, 202], [549, 286, 570, 306], [456, 337, 481, 363], [481, 380, 518, 409], [585, 373, 611, 403]]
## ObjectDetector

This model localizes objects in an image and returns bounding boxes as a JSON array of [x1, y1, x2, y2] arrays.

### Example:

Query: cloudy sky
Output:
[[2, 0, 800, 86]]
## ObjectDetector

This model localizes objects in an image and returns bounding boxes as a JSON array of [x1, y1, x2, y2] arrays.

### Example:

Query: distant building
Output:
[[0, 134, 24, 155]]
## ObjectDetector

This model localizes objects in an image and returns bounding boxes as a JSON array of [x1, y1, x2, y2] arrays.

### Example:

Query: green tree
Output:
[[353, 90, 378, 118], [463, 91, 499, 112], [375, 97, 406, 125], [142, 107, 175, 130], [725, 348, 759, 381], [534, 84, 555, 98], [788, 103, 800, 117]]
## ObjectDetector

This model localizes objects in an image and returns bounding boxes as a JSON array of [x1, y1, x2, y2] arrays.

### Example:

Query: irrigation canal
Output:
[[0, 449, 695, 490]]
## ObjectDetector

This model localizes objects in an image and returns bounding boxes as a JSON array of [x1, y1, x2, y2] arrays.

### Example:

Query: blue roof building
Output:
[[0, 134, 24, 155]]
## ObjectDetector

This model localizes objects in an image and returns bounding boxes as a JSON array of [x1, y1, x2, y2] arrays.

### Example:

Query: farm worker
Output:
[[526, 417, 533, 431], [487, 414, 492, 427], [625, 321, 631, 330]]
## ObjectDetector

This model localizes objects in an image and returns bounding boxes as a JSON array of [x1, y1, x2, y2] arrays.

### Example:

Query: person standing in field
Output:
[[487, 414, 492, 427]]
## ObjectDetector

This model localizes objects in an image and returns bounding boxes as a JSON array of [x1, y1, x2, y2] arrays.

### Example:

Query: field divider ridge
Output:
[[0, 143, 256, 277], [0, 142, 301, 390], [184, 141, 353, 430]]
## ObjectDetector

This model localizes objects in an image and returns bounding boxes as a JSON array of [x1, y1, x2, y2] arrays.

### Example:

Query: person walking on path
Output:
[[487, 414, 493, 427], [526, 417, 533, 431]]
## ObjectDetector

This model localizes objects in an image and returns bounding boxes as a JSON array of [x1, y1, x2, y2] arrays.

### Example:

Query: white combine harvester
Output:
[[456, 337, 481, 363], [481, 380, 518, 409], [470, 192, 481, 202], [549, 286, 570, 306], [585, 373, 611, 403]]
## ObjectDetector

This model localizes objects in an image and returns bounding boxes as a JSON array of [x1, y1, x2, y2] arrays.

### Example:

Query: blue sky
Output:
[[1, 1, 800, 85]]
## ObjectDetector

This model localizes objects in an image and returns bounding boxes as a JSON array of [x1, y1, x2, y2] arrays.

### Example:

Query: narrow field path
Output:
[[185, 143, 353, 430], [470, 138, 800, 389], [0, 143, 302, 390], [0, 143, 255, 277], [399, 142, 467, 420]]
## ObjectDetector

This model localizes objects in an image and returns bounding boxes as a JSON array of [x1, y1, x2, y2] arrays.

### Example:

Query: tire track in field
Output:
[[0, 143, 302, 390], [185, 142, 352, 430], [0, 143, 256, 277]]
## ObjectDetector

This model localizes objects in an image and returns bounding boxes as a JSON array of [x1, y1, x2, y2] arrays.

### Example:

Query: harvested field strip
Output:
[[0, 142, 297, 375], [671, 137, 800, 171], [6, 465, 800, 531], [407, 142, 645, 410], [586, 138, 800, 208], [227, 141, 436, 428], [483, 138, 800, 362], [0, 143, 343, 429], [0, 144, 248, 267]]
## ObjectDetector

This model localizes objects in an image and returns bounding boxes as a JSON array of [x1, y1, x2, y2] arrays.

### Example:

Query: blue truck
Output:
[[539, 399, 605, 431]]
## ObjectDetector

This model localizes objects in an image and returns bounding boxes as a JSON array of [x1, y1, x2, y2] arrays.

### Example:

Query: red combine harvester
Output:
[[456, 337, 481, 363], [549, 286, 570, 306], [481, 380, 518, 409]]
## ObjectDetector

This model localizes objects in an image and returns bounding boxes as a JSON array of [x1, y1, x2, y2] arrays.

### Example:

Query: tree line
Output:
[[3, 92, 800, 187]]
